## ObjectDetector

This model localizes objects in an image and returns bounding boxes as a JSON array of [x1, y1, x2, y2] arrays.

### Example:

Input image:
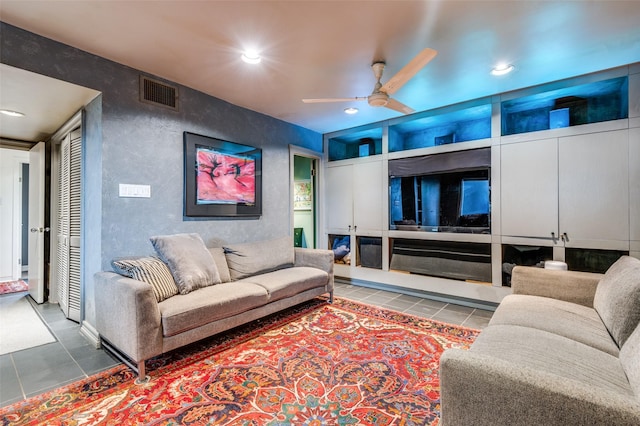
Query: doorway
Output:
[[291, 148, 322, 249], [0, 148, 30, 285]]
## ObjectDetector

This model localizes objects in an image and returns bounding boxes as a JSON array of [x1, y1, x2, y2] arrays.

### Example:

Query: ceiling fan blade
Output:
[[380, 48, 437, 95], [385, 98, 415, 114], [302, 97, 367, 103]]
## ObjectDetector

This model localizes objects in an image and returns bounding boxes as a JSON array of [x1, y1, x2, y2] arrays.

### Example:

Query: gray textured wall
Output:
[[0, 22, 322, 327]]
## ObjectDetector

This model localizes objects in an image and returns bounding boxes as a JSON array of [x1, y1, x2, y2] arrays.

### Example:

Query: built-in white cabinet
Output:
[[321, 64, 637, 304], [558, 130, 629, 249], [325, 159, 383, 234], [501, 129, 629, 250], [630, 127, 640, 244], [501, 138, 558, 242]]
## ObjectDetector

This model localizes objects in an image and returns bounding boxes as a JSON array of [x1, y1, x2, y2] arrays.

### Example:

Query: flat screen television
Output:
[[389, 169, 490, 234]]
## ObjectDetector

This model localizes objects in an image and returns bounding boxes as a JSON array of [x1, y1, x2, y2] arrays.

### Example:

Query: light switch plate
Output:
[[119, 183, 151, 198]]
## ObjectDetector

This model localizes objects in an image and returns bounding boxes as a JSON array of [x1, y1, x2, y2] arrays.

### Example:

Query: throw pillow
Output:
[[224, 236, 294, 281], [150, 233, 221, 294], [208, 247, 231, 283], [593, 256, 640, 348], [111, 256, 179, 302]]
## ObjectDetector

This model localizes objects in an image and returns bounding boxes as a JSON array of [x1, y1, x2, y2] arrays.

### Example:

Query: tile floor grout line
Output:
[[459, 309, 477, 327], [9, 353, 27, 401]]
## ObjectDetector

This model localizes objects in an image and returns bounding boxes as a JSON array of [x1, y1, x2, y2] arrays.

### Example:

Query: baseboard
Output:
[[80, 321, 101, 349], [335, 277, 499, 311]]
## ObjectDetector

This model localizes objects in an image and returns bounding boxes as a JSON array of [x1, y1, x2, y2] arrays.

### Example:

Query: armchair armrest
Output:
[[511, 266, 602, 307], [94, 272, 163, 364], [440, 349, 640, 426]]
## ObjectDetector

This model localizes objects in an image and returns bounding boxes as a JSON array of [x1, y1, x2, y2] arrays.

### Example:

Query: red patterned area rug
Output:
[[0, 297, 479, 425], [0, 280, 28, 295]]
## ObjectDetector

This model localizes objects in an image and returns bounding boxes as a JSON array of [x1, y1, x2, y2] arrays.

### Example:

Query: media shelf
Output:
[[327, 127, 382, 161], [388, 103, 491, 152], [501, 76, 628, 136]]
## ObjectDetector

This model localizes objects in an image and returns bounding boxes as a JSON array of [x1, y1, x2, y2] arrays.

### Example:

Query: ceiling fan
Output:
[[302, 48, 437, 114]]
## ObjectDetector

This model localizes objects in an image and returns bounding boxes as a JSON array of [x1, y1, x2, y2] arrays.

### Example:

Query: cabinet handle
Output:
[[354, 225, 357, 232], [562, 232, 568, 242], [348, 225, 351, 231]]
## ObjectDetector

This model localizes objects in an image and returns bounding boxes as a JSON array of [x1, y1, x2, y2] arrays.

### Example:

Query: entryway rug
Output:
[[0, 293, 56, 356], [0, 280, 28, 295], [0, 297, 479, 425]]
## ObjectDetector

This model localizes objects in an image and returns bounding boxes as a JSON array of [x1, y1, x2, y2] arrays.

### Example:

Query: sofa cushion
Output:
[[489, 294, 619, 356], [111, 256, 179, 302], [239, 266, 328, 301], [593, 256, 640, 348], [224, 236, 294, 280], [208, 247, 231, 283], [471, 325, 634, 398], [151, 233, 221, 294], [158, 282, 269, 337], [620, 323, 640, 398]]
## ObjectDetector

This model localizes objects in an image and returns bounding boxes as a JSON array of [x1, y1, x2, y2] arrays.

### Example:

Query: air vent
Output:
[[139, 76, 178, 110]]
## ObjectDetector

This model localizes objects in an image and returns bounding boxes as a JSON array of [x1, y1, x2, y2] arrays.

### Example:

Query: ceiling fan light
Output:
[[241, 50, 261, 64], [344, 107, 359, 114], [491, 63, 514, 76], [0, 109, 25, 117]]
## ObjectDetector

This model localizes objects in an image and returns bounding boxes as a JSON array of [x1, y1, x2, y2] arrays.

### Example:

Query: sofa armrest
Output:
[[511, 266, 602, 307], [294, 248, 334, 289], [94, 272, 163, 364], [440, 349, 640, 426]]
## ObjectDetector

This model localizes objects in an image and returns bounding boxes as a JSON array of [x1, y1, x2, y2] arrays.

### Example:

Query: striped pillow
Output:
[[111, 256, 179, 302]]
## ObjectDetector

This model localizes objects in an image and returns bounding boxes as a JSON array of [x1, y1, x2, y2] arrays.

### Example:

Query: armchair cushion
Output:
[[594, 256, 640, 347]]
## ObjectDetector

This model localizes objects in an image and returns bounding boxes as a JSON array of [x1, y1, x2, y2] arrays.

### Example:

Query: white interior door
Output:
[[28, 142, 46, 303]]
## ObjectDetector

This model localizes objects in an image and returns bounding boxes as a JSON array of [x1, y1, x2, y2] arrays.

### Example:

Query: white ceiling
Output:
[[1, 0, 639, 142], [0, 64, 99, 144]]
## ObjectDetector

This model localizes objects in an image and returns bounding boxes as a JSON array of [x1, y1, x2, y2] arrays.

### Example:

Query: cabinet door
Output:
[[325, 164, 353, 231], [501, 138, 558, 239], [353, 160, 383, 232], [630, 127, 640, 243], [559, 129, 629, 248]]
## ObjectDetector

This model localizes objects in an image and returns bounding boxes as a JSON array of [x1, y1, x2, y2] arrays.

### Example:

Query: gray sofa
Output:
[[440, 255, 640, 425], [95, 235, 334, 380]]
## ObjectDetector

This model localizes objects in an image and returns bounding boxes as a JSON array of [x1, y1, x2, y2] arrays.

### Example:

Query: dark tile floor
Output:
[[0, 294, 120, 408], [0, 280, 494, 408]]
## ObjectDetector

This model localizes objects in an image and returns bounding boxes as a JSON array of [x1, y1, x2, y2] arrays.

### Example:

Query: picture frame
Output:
[[293, 180, 312, 210], [183, 131, 262, 217]]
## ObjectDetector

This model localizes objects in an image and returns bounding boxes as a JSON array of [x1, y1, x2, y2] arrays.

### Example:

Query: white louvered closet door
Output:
[[57, 128, 82, 322], [57, 135, 70, 317]]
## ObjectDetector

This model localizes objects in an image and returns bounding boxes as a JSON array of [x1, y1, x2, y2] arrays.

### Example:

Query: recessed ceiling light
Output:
[[491, 63, 514, 76], [344, 107, 359, 115], [0, 109, 25, 117], [241, 50, 261, 64]]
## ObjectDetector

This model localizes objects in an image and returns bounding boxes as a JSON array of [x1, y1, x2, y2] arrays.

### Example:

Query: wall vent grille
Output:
[[140, 76, 178, 110]]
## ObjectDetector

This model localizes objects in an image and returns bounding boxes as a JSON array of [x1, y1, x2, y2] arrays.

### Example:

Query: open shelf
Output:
[[501, 76, 628, 136], [328, 127, 383, 161], [389, 104, 491, 153]]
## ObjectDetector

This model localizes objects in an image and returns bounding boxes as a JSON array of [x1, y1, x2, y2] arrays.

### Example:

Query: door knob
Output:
[[30, 227, 50, 233]]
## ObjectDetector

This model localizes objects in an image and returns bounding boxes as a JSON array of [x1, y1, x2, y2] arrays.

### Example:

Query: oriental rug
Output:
[[0, 280, 28, 295], [0, 297, 479, 425]]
